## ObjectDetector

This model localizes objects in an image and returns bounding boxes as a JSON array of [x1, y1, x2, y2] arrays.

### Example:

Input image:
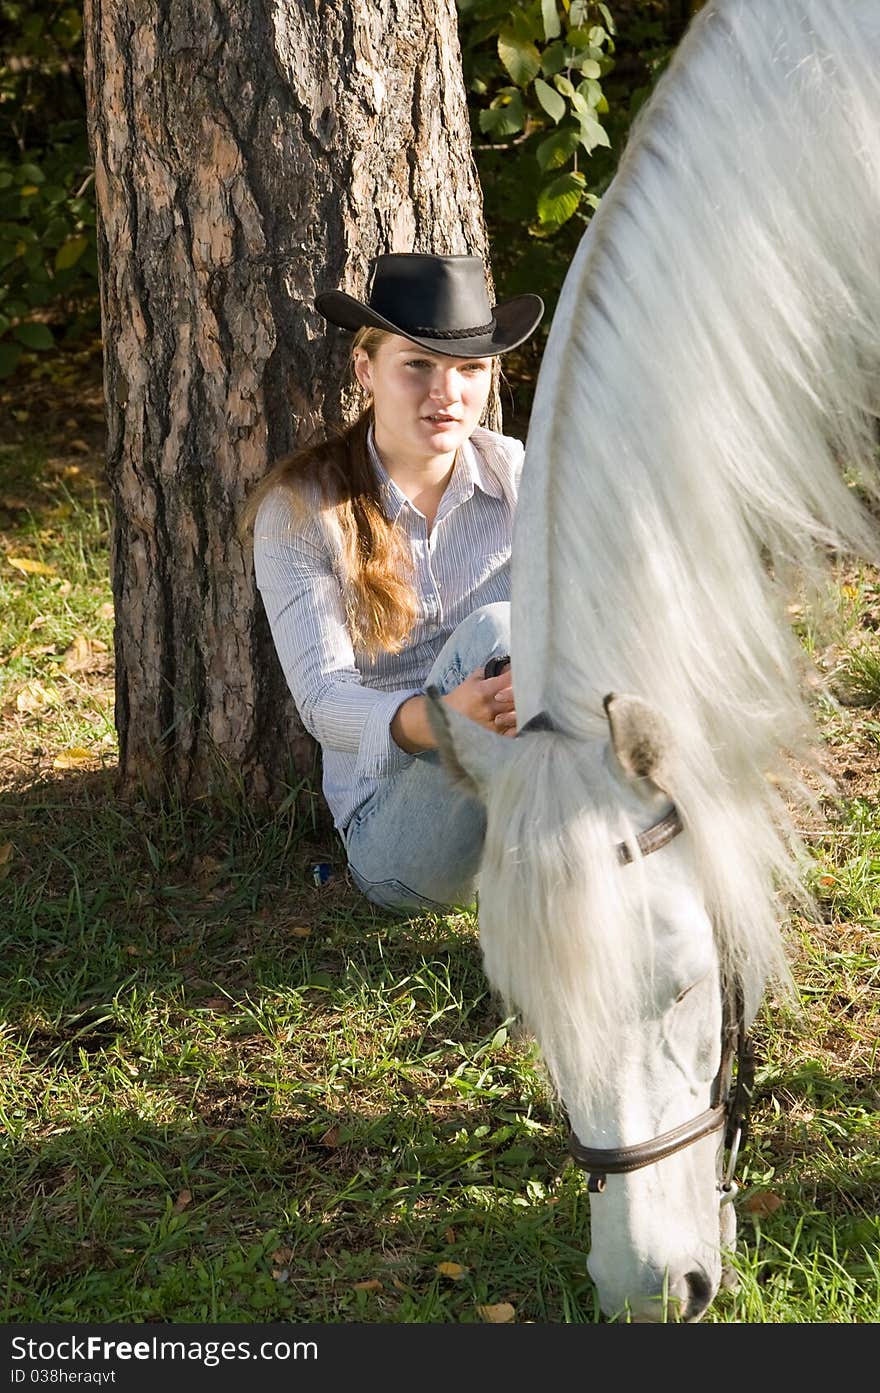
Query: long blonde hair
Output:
[[240, 327, 420, 656]]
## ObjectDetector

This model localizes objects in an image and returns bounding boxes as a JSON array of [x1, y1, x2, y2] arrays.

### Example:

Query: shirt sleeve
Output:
[[253, 488, 420, 780]]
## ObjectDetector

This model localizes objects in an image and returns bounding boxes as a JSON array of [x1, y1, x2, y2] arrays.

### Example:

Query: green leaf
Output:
[[553, 74, 576, 99], [541, 0, 561, 41], [541, 41, 565, 76], [537, 170, 586, 227], [17, 163, 45, 186], [0, 342, 23, 377], [578, 58, 602, 79], [13, 321, 54, 350], [497, 31, 541, 87], [598, 3, 616, 35], [536, 125, 581, 171], [506, 9, 542, 44], [577, 112, 611, 153], [44, 216, 70, 244], [478, 90, 525, 139], [565, 26, 592, 49], [55, 235, 88, 271], [533, 78, 566, 125], [53, 8, 83, 44], [578, 77, 604, 109]]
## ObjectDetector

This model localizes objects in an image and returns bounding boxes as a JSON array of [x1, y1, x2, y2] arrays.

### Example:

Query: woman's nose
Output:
[[430, 371, 460, 402]]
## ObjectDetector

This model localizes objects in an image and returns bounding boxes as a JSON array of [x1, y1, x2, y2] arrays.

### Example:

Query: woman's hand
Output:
[[442, 666, 517, 737], [391, 666, 516, 753]]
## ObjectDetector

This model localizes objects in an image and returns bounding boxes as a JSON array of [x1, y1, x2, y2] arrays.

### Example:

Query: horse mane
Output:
[[507, 0, 880, 1015]]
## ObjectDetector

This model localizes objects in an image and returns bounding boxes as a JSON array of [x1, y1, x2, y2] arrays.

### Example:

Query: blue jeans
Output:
[[343, 601, 511, 912]]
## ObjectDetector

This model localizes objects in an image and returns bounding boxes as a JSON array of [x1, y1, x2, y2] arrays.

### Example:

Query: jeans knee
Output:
[[450, 602, 510, 662], [430, 602, 510, 692]]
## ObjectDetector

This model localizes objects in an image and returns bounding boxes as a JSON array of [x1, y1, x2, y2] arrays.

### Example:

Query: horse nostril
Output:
[[683, 1269, 713, 1320]]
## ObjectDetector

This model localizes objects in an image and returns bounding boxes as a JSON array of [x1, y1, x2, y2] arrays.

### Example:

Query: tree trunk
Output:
[[83, 0, 494, 806]]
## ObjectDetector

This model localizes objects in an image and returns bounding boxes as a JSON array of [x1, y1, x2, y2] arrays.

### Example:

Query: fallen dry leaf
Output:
[[7, 614, 52, 660], [53, 747, 93, 769], [353, 1279, 383, 1292], [7, 556, 57, 577], [289, 925, 312, 938], [444, 1227, 456, 1244], [16, 680, 57, 714], [742, 1189, 783, 1217], [99, 602, 115, 619], [320, 1126, 340, 1148], [173, 1189, 192, 1212], [271, 1247, 293, 1265], [62, 635, 108, 674], [436, 1262, 467, 1280], [476, 1302, 515, 1323], [202, 996, 231, 1012], [0, 843, 13, 882]]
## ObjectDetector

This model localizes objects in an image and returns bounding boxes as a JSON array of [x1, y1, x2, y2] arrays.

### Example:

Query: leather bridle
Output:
[[569, 982, 754, 1200], [516, 710, 755, 1202]]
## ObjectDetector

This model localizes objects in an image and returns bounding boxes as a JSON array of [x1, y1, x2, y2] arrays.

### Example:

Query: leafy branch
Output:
[[457, 0, 616, 236]]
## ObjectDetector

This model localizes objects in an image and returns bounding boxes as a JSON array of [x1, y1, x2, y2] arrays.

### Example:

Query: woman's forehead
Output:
[[383, 334, 490, 366]]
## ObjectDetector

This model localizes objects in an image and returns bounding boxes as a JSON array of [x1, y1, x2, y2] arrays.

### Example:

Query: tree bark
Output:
[[83, 0, 494, 806]]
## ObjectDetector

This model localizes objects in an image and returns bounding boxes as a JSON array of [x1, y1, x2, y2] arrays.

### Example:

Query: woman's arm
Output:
[[391, 668, 516, 752], [253, 490, 422, 780]]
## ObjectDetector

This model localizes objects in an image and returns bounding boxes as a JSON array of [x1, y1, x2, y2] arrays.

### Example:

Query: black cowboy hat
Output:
[[315, 252, 544, 359]]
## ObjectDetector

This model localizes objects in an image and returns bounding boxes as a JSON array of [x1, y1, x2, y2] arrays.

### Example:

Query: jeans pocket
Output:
[[347, 862, 448, 913]]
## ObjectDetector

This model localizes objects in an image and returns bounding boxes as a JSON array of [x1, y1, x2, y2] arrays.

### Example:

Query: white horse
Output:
[[429, 0, 880, 1321]]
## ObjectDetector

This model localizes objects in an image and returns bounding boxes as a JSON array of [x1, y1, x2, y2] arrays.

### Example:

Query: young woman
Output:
[[246, 252, 544, 911]]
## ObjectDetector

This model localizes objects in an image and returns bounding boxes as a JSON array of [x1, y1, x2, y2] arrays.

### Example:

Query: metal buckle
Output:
[[718, 1123, 742, 1204]]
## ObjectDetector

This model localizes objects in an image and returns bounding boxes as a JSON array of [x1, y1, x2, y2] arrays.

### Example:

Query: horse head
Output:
[[427, 688, 750, 1322]]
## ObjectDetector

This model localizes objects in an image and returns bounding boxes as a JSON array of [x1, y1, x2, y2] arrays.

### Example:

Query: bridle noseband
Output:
[[568, 984, 754, 1200], [518, 709, 755, 1202]]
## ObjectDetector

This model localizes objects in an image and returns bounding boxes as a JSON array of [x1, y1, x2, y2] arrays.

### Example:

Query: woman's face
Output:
[[353, 334, 493, 460]]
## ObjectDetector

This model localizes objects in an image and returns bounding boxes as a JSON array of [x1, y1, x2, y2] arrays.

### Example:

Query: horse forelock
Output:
[[475, 727, 795, 1103], [476, 736, 669, 1094]]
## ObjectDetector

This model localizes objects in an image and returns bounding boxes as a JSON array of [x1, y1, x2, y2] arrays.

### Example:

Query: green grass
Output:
[[1, 436, 878, 1325]]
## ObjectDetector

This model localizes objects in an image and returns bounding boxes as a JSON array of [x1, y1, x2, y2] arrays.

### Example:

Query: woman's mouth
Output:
[[423, 413, 460, 426]]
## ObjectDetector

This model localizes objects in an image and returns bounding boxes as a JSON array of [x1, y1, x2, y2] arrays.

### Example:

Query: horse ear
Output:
[[603, 692, 673, 788], [425, 686, 516, 797]]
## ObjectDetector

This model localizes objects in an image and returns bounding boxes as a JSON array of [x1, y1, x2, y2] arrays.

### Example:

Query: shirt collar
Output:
[[366, 424, 502, 524]]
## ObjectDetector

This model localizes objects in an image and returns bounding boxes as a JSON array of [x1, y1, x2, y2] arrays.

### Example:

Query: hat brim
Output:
[[315, 290, 545, 357]]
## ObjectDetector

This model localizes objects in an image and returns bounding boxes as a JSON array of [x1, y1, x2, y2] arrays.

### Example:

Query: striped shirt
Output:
[[253, 425, 524, 831]]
